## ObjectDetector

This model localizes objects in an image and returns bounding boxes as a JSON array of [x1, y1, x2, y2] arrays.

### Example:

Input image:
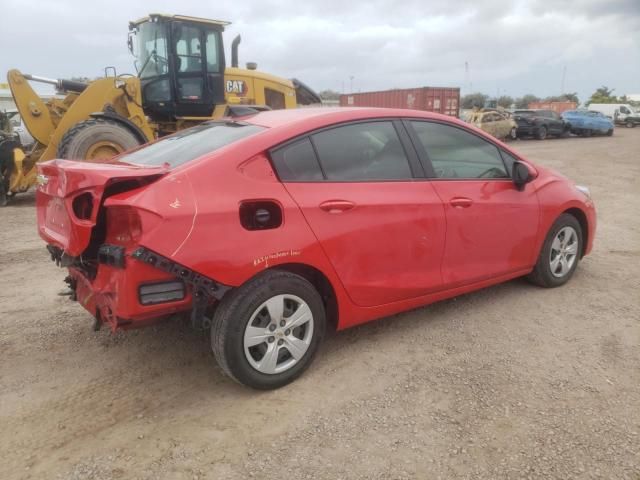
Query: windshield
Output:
[[134, 22, 169, 79], [119, 122, 265, 168]]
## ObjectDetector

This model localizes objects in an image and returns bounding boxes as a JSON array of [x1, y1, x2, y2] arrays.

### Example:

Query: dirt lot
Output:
[[1, 129, 639, 480]]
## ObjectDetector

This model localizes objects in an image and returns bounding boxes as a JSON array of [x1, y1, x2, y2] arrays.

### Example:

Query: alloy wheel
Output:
[[243, 294, 314, 374], [549, 226, 579, 278]]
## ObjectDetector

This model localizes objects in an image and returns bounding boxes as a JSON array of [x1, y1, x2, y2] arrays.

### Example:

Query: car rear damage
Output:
[[36, 159, 222, 331]]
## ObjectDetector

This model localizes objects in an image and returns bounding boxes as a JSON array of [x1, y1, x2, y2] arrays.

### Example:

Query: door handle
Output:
[[319, 200, 356, 214], [449, 197, 473, 208]]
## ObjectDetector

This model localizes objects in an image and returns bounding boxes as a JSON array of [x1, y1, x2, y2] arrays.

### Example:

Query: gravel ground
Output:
[[0, 129, 639, 480]]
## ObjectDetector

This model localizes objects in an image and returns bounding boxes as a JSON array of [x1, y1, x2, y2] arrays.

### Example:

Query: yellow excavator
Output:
[[1, 13, 320, 204]]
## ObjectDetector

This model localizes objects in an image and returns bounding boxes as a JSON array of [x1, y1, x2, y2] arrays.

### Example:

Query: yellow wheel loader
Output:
[[4, 13, 320, 203]]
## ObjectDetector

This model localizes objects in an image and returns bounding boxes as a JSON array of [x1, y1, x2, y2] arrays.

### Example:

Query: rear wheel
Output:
[[607, 129, 614, 136], [536, 125, 547, 140], [211, 270, 326, 389], [57, 119, 141, 160], [527, 214, 583, 288], [626, 120, 634, 128]]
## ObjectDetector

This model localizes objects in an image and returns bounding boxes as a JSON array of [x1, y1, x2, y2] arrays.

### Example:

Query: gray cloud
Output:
[[1, 0, 638, 102]]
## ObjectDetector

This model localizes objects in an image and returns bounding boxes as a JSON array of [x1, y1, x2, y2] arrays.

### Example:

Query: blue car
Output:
[[562, 110, 614, 137]]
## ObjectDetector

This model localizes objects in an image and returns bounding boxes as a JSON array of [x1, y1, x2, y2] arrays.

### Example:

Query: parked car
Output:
[[36, 108, 596, 389], [513, 109, 570, 139], [468, 110, 517, 140], [562, 110, 614, 136], [588, 103, 640, 127], [6, 109, 35, 148]]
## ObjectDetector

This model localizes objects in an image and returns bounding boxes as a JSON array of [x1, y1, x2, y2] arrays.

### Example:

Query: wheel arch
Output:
[[266, 262, 339, 332], [562, 207, 589, 258], [89, 111, 150, 144]]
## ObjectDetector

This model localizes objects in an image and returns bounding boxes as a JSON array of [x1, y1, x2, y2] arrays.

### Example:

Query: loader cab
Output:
[[130, 14, 228, 120]]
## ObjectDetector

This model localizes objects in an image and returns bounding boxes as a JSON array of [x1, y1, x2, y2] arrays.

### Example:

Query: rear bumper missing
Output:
[[49, 245, 231, 331]]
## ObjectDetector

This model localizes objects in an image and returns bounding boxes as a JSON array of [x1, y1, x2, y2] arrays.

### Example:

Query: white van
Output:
[[588, 103, 640, 127]]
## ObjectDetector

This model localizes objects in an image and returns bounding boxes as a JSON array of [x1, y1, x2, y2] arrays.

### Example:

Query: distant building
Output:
[[527, 101, 577, 113], [1, 84, 60, 112], [0, 85, 15, 111]]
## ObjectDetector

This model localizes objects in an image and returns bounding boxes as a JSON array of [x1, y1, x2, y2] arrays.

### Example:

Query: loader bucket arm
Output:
[[7, 69, 56, 146]]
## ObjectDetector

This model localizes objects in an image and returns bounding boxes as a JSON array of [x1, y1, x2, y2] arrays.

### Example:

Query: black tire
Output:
[[606, 129, 614, 136], [626, 121, 634, 128], [211, 270, 326, 390], [536, 125, 547, 140], [57, 119, 141, 160], [527, 213, 583, 288]]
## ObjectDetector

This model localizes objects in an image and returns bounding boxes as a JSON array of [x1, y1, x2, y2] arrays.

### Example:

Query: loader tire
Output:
[[57, 119, 141, 161]]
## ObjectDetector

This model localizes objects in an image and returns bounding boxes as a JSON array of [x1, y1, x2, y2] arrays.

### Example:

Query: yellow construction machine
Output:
[[3, 13, 320, 203]]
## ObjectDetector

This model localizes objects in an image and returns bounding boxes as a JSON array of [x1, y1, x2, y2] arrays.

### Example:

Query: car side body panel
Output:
[[430, 179, 540, 287], [284, 181, 447, 307], [529, 166, 596, 257]]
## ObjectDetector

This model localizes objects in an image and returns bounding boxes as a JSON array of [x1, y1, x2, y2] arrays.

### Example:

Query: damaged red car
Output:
[[36, 108, 596, 389]]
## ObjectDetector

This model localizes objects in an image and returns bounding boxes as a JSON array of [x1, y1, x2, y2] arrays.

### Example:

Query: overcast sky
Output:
[[1, 0, 638, 103]]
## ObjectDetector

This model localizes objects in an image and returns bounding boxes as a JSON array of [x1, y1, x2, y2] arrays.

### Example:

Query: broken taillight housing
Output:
[[105, 206, 142, 246], [72, 192, 93, 220]]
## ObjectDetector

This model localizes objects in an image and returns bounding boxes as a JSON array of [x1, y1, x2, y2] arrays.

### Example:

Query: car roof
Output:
[[242, 107, 457, 130]]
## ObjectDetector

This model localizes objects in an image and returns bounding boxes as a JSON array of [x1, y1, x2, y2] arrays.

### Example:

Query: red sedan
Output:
[[36, 108, 596, 389]]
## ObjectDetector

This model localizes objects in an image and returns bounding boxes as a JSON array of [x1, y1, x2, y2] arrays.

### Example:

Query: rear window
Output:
[[514, 110, 535, 116], [119, 121, 264, 168]]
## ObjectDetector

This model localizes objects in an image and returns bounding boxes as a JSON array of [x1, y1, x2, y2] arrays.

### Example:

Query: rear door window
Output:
[[270, 138, 324, 181], [119, 122, 264, 168], [311, 121, 413, 181]]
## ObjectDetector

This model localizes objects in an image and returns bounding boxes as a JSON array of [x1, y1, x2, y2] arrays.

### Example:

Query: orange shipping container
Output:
[[339, 87, 460, 117]]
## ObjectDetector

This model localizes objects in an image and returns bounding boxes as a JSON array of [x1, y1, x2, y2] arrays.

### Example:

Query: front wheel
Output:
[[211, 270, 326, 389], [527, 214, 583, 288], [626, 121, 634, 128], [536, 125, 547, 140]]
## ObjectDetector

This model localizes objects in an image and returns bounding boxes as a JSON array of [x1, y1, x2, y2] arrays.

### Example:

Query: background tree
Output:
[[514, 94, 540, 109], [461, 92, 489, 109], [496, 95, 514, 108], [318, 89, 341, 101], [587, 86, 618, 105]]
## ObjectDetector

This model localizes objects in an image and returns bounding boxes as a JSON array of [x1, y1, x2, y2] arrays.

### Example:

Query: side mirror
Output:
[[512, 161, 536, 190], [127, 32, 134, 55]]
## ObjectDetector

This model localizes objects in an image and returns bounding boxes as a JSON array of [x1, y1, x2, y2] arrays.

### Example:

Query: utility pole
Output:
[[464, 61, 471, 93], [349, 76, 354, 93]]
